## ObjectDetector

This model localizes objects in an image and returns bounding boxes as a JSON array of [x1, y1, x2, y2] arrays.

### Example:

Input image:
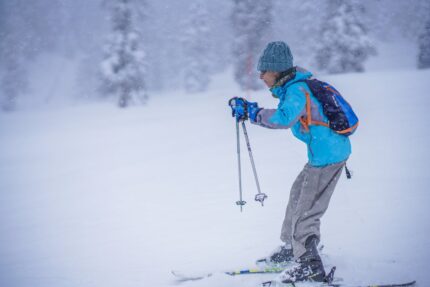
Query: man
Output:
[[229, 41, 351, 283]]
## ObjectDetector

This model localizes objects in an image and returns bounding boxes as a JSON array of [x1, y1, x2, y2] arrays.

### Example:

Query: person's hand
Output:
[[228, 97, 262, 122], [247, 101, 261, 122], [228, 97, 248, 121]]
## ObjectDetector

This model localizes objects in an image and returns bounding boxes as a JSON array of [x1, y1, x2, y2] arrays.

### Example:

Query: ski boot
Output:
[[279, 235, 326, 283], [256, 244, 294, 267]]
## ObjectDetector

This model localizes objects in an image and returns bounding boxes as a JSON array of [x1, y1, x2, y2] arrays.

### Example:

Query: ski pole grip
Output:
[[228, 97, 238, 107]]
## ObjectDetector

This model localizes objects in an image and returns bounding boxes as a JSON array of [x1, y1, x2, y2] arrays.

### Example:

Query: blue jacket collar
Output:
[[270, 67, 313, 98]]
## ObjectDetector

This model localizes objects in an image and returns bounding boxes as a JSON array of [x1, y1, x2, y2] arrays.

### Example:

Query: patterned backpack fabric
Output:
[[299, 79, 359, 137]]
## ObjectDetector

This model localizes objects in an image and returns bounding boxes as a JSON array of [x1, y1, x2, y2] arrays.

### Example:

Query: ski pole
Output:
[[241, 121, 268, 206], [235, 117, 246, 212]]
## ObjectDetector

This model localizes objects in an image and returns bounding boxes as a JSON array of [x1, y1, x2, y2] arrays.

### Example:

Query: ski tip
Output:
[[171, 270, 183, 277], [373, 280, 417, 287], [171, 270, 212, 282], [367, 280, 417, 287], [400, 280, 416, 287]]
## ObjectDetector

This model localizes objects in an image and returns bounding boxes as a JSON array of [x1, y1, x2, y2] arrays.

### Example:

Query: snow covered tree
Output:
[[0, 2, 29, 112], [231, 0, 273, 91], [0, 46, 27, 112], [418, 6, 430, 69], [100, 0, 147, 108], [182, 1, 211, 93], [293, 0, 323, 69], [315, 0, 376, 74]]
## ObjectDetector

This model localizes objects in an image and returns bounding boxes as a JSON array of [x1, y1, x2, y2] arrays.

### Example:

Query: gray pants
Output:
[[280, 161, 345, 259]]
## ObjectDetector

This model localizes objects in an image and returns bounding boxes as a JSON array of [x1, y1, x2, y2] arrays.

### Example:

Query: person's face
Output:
[[260, 71, 280, 88]]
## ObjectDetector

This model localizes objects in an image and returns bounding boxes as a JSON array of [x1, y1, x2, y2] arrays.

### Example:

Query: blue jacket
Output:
[[254, 68, 351, 167]]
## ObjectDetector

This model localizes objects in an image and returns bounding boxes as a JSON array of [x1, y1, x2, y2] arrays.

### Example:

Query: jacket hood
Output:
[[270, 67, 312, 98], [288, 67, 313, 85]]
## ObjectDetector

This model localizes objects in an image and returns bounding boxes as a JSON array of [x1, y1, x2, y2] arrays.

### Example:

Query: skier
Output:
[[229, 41, 352, 283]]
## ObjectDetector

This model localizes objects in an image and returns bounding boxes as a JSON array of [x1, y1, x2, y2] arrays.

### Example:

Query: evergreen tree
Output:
[[294, 0, 323, 69], [0, 42, 27, 112], [315, 0, 376, 74], [0, 2, 29, 112], [182, 1, 211, 93], [231, 0, 272, 91], [418, 7, 430, 69], [100, 0, 147, 108]]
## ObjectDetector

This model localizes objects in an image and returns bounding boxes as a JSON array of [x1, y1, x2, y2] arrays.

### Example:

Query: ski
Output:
[[171, 270, 212, 282], [226, 266, 287, 275], [172, 269, 416, 287], [172, 245, 324, 282], [260, 280, 416, 287], [171, 266, 286, 282]]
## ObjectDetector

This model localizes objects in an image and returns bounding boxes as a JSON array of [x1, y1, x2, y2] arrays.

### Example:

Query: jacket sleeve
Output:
[[252, 84, 307, 129], [252, 109, 287, 129]]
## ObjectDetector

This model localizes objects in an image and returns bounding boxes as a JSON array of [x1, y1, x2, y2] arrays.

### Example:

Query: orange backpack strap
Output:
[[306, 91, 312, 126], [299, 117, 309, 132], [299, 89, 311, 132], [337, 121, 359, 134], [300, 88, 330, 131], [312, 120, 330, 128]]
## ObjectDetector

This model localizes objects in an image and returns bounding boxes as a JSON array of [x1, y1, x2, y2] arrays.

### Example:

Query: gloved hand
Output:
[[228, 97, 248, 121], [247, 101, 262, 122], [228, 97, 262, 122]]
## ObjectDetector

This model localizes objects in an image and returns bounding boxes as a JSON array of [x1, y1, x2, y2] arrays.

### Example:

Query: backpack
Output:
[[298, 79, 359, 137]]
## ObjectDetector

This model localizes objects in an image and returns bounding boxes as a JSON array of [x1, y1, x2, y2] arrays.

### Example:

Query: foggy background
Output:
[[1, 1, 430, 287], [0, 0, 429, 111]]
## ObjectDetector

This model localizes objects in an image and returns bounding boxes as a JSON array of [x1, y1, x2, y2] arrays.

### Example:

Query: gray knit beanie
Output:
[[257, 41, 294, 72]]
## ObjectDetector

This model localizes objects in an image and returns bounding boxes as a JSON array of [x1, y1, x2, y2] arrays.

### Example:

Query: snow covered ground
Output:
[[1, 64, 429, 287]]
